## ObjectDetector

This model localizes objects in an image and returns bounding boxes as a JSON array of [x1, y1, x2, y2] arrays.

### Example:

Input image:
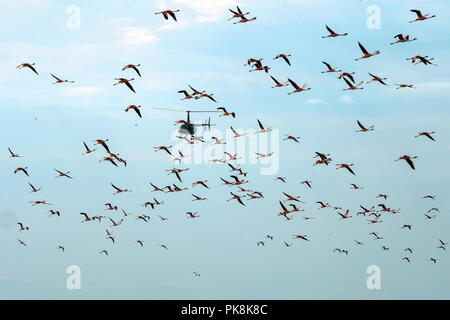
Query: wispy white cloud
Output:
[[174, 0, 237, 23], [304, 98, 326, 105], [419, 82, 450, 91], [107, 17, 135, 25], [158, 20, 190, 31], [195, 15, 219, 23], [117, 27, 158, 45], [64, 87, 106, 96], [339, 95, 353, 104], [0, 0, 50, 6]]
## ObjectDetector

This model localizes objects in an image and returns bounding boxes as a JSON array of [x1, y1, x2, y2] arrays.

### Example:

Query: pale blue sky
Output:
[[0, 0, 449, 299]]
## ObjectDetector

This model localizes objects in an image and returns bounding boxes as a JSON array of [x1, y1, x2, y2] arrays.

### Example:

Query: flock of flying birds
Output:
[[9, 5, 446, 283]]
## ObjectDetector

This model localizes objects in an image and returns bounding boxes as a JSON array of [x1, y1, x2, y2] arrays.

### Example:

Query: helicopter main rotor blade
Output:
[[152, 107, 186, 112], [188, 111, 222, 113], [153, 107, 222, 113]]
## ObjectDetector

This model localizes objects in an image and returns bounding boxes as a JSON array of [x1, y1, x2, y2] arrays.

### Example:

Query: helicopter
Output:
[[153, 107, 221, 136]]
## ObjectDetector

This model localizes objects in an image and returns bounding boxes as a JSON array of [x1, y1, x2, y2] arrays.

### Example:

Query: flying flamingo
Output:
[[14, 167, 29, 177], [293, 234, 310, 241], [284, 241, 293, 247], [338, 72, 355, 82], [154, 145, 172, 156], [178, 90, 196, 100], [105, 203, 118, 211], [111, 183, 131, 195], [192, 180, 209, 189], [82, 142, 96, 155], [49, 210, 61, 217], [28, 183, 42, 193], [287, 203, 303, 213], [255, 119, 271, 134], [301, 180, 312, 188], [321, 61, 342, 73], [125, 105, 142, 118], [287, 78, 311, 94], [122, 64, 141, 77], [18, 239, 27, 247], [356, 120, 374, 132], [256, 152, 273, 159], [395, 84, 416, 89], [217, 107, 235, 118], [269, 75, 289, 88], [17, 63, 38, 75], [80, 212, 93, 223], [54, 169, 72, 179], [337, 210, 352, 220], [283, 135, 300, 143], [368, 215, 383, 224], [322, 25, 348, 38], [279, 201, 291, 216], [415, 131, 435, 141], [390, 34, 417, 45], [100, 156, 118, 167], [155, 10, 180, 21], [93, 139, 111, 153], [192, 194, 207, 201], [113, 78, 135, 93], [367, 73, 388, 86], [30, 200, 51, 206], [395, 155, 417, 170], [316, 201, 330, 209], [355, 42, 380, 61], [229, 175, 247, 185], [244, 58, 263, 67], [186, 211, 200, 218], [336, 163, 356, 175], [50, 73, 74, 84], [409, 9, 436, 23], [343, 78, 364, 90], [233, 16, 256, 24], [8, 147, 21, 158], [166, 167, 189, 183], [358, 206, 374, 215], [195, 92, 217, 103], [230, 126, 248, 138], [211, 137, 226, 144], [224, 152, 241, 162], [17, 223, 29, 231], [109, 218, 124, 227], [406, 55, 437, 66], [227, 192, 246, 206], [249, 64, 270, 73], [247, 192, 263, 200], [228, 6, 249, 21], [150, 182, 165, 192], [273, 54, 292, 66], [282, 191, 303, 203]]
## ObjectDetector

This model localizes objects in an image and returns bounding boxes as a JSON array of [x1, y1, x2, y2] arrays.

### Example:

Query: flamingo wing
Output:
[[358, 42, 369, 54]]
